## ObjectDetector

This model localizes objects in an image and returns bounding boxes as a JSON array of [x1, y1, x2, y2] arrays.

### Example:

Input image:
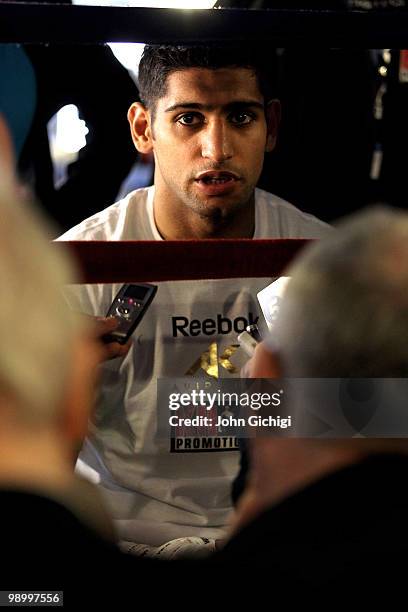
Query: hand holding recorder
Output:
[[96, 283, 157, 361]]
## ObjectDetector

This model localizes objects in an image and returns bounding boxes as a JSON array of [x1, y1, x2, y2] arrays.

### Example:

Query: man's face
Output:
[[130, 67, 279, 222]]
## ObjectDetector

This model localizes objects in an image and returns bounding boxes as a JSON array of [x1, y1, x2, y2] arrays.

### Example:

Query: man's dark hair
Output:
[[138, 45, 277, 114]]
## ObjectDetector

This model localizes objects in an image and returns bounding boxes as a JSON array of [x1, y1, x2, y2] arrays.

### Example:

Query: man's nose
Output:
[[200, 120, 233, 163]]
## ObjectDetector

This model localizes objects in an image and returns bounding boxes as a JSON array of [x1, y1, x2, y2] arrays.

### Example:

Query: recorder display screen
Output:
[[124, 285, 149, 301]]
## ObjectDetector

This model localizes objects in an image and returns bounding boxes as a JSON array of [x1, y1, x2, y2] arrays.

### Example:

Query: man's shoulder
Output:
[[57, 187, 151, 241], [255, 188, 331, 239]]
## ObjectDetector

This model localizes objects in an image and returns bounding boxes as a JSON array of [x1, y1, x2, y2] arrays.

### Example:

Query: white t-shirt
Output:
[[59, 186, 330, 546]]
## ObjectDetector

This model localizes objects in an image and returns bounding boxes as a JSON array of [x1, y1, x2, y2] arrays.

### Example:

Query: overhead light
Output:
[[73, 1, 216, 8], [108, 43, 145, 77]]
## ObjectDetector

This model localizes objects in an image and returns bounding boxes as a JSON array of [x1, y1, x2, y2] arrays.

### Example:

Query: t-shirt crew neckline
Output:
[[146, 185, 259, 241], [146, 186, 163, 241]]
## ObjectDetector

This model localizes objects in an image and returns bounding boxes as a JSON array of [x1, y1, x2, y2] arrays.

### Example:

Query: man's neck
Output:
[[152, 186, 256, 240], [0, 425, 116, 541], [0, 426, 74, 495]]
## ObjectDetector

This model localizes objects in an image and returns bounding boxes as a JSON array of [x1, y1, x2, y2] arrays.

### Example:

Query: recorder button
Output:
[[116, 305, 132, 319]]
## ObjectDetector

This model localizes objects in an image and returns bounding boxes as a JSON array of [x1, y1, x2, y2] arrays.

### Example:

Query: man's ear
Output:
[[0, 113, 15, 178], [127, 102, 154, 154], [265, 99, 281, 153]]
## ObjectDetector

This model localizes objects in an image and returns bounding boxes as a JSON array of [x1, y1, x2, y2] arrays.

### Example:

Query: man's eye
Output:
[[230, 112, 255, 125], [177, 114, 202, 126]]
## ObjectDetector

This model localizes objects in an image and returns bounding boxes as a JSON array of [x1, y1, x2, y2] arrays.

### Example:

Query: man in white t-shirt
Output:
[[59, 45, 330, 552]]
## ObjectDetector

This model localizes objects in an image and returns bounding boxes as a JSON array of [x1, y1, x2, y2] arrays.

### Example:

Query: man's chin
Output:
[[187, 193, 251, 220]]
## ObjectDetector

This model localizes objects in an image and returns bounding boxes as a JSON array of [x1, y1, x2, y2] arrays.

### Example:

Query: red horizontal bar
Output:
[[54, 239, 311, 284]]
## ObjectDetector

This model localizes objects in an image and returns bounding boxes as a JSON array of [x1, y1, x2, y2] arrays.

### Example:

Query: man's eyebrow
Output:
[[164, 100, 265, 113]]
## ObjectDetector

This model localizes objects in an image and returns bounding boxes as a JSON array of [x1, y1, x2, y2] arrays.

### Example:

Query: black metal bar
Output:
[[1, 2, 408, 46]]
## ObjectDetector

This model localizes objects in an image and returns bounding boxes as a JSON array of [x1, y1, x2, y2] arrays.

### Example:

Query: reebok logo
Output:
[[172, 313, 259, 338]]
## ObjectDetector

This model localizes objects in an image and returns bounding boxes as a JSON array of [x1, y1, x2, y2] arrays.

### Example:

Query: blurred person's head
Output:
[[128, 45, 280, 239], [274, 206, 408, 378], [233, 206, 408, 532], [0, 114, 101, 490]]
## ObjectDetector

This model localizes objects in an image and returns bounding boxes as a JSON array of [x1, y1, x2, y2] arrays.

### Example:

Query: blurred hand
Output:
[[94, 316, 132, 361], [240, 342, 279, 379]]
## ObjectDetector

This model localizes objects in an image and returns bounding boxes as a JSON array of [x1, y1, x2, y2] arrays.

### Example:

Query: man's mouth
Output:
[[195, 171, 240, 185]]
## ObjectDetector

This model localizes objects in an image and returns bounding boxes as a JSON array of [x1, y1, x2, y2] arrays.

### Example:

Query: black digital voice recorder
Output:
[[103, 283, 157, 345]]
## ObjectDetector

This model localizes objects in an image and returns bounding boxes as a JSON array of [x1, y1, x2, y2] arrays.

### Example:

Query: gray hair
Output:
[[276, 206, 408, 377], [0, 178, 85, 424]]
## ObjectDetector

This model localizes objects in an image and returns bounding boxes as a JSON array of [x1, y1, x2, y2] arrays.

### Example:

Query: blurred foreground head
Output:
[[274, 206, 408, 377], [0, 113, 97, 445], [233, 206, 408, 532]]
